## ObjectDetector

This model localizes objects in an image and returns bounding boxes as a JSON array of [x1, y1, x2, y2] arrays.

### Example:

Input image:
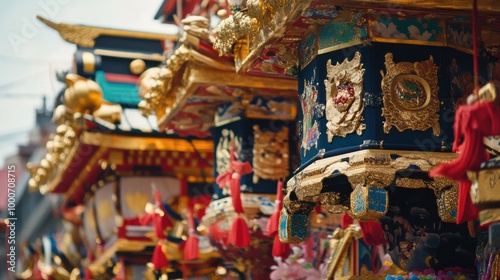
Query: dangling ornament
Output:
[[215, 147, 253, 247]]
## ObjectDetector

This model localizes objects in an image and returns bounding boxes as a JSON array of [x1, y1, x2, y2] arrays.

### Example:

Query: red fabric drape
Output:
[[151, 243, 168, 270], [430, 101, 500, 223], [341, 214, 386, 245]]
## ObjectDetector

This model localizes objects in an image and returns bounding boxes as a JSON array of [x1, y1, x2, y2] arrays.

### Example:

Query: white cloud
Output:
[[374, 22, 408, 39]]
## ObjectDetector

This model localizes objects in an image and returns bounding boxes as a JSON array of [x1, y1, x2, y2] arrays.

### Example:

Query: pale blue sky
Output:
[[0, 0, 178, 165]]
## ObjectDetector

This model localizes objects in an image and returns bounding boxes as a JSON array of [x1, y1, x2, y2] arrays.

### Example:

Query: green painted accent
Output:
[[372, 17, 444, 42], [318, 13, 367, 50], [95, 71, 140, 107]]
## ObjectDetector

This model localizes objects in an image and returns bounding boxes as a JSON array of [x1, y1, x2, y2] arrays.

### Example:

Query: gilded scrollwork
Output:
[[139, 17, 209, 119], [324, 51, 366, 142], [252, 125, 289, 183], [28, 74, 124, 192], [283, 150, 458, 221], [380, 53, 440, 136], [300, 70, 321, 156]]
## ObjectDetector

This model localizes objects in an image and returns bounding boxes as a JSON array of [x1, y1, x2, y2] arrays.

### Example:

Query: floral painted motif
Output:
[[252, 125, 290, 183], [300, 70, 321, 156], [270, 243, 329, 280]]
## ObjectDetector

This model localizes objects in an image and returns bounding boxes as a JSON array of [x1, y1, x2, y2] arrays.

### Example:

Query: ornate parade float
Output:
[[138, 15, 318, 279], [22, 0, 500, 279], [23, 17, 222, 280]]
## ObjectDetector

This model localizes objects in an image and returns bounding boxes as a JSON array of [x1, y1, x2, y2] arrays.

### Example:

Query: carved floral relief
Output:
[[324, 51, 366, 142]]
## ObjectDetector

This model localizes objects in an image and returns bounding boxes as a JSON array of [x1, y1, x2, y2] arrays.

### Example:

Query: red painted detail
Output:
[[104, 73, 139, 84]]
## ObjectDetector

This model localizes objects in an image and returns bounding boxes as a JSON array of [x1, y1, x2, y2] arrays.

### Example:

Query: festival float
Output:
[[24, 17, 222, 280], [138, 11, 349, 278], [214, 0, 500, 278]]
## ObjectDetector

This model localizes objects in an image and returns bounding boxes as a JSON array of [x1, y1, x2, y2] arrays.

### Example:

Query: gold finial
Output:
[[64, 74, 103, 114]]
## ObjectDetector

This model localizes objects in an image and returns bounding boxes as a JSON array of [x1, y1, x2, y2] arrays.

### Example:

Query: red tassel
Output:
[[267, 211, 280, 237], [314, 205, 322, 214], [304, 235, 315, 261], [184, 210, 199, 261], [228, 215, 250, 247], [272, 234, 291, 259], [358, 220, 387, 246], [184, 235, 199, 261], [267, 179, 284, 237], [151, 243, 168, 270], [230, 175, 244, 214], [430, 101, 500, 223]]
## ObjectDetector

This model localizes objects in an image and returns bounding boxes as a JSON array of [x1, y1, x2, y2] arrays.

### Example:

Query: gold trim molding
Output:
[[285, 149, 457, 205], [381, 53, 440, 135], [81, 131, 213, 153]]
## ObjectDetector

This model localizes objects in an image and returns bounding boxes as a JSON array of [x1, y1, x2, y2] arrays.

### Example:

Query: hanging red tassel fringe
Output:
[[152, 191, 174, 239], [272, 234, 291, 259], [184, 210, 199, 261], [430, 101, 500, 223], [226, 172, 251, 247], [457, 181, 480, 223], [341, 213, 354, 229], [151, 243, 169, 270], [228, 215, 250, 247], [267, 179, 284, 237]]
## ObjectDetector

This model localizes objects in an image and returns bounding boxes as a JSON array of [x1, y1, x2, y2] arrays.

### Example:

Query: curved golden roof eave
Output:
[[37, 15, 178, 48]]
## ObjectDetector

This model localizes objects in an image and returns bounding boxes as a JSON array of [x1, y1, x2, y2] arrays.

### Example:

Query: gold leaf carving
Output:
[[124, 192, 151, 216], [324, 51, 366, 142]]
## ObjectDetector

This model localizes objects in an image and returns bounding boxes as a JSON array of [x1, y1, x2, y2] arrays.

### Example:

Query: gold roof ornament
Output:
[[138, 15, 297, 135]]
